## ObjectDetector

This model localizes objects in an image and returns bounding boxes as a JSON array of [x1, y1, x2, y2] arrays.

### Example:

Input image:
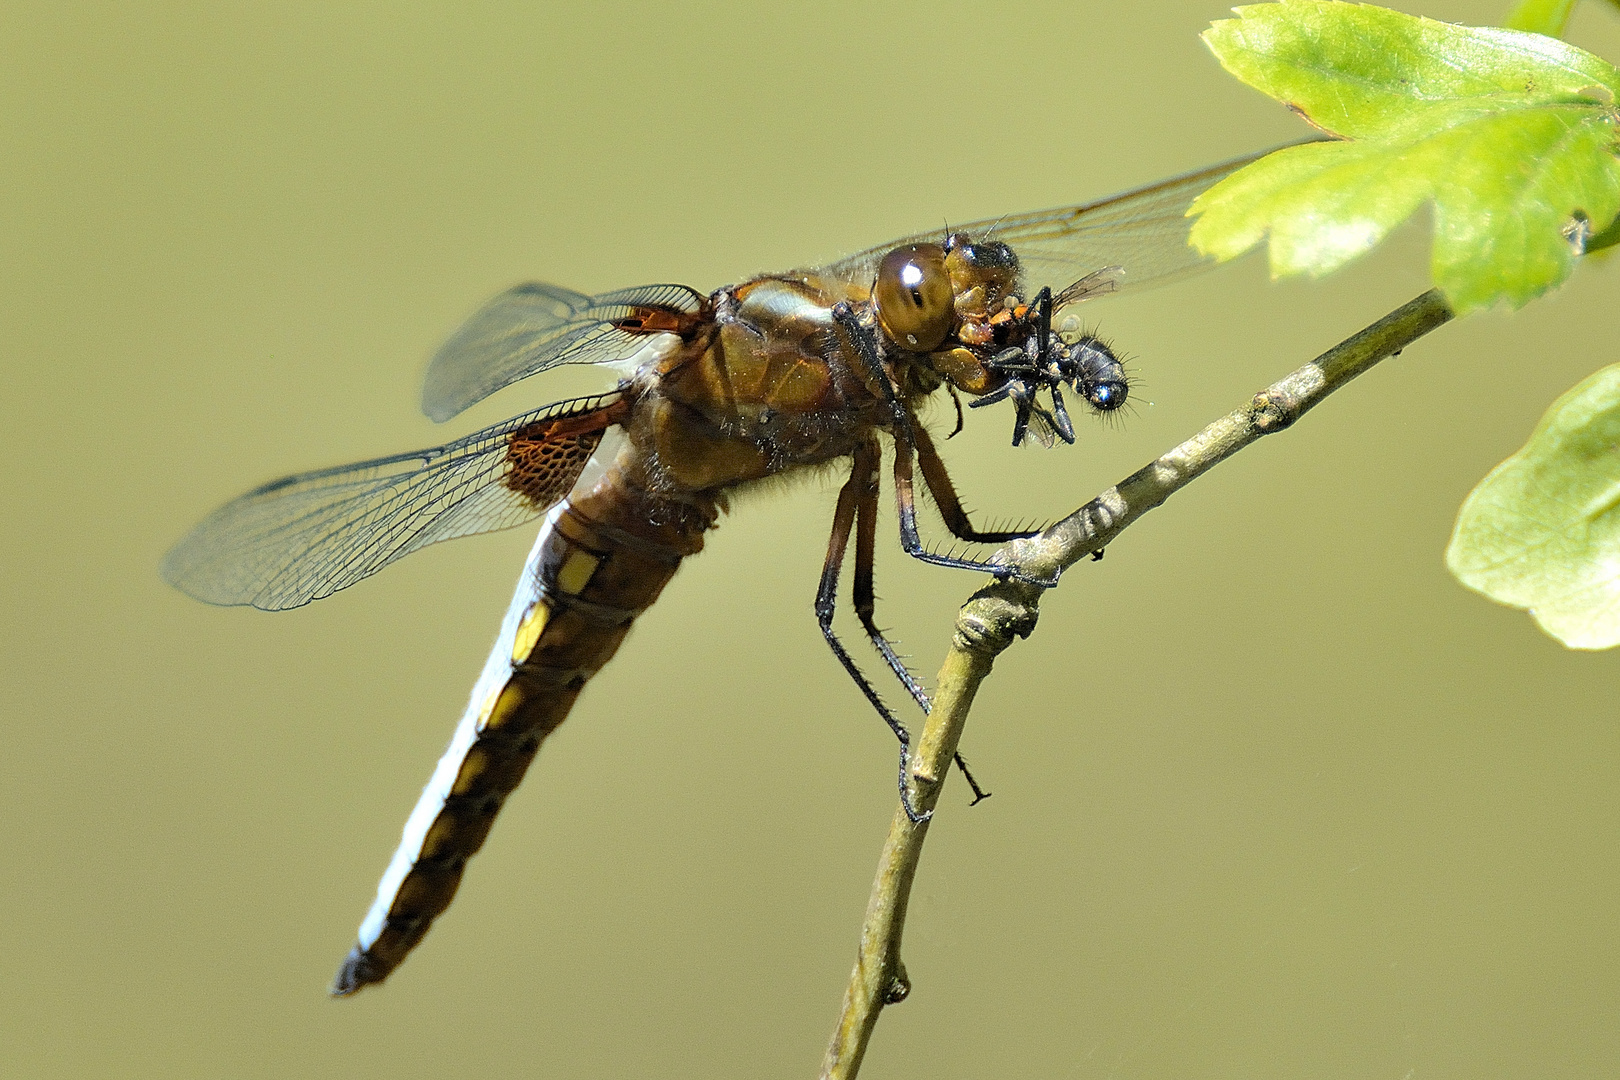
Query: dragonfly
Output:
[[162, 146, 1279, 996]]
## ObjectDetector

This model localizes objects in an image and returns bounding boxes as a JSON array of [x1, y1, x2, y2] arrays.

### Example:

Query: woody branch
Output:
[[819, 287, 1456, 1079]]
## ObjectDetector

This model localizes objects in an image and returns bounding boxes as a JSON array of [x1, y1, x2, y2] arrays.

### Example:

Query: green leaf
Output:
[[1589, 211, 1620, 252], [1504, 0, 1576, 36], [1191, 2, 1620, 313], [1447, 364, 1620, 649]]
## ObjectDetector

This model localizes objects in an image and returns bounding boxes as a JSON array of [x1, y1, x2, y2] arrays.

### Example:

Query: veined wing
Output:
[[822, 142, 1314, 299], [162, 393, 623, 611], [421, 282, 708, 422]]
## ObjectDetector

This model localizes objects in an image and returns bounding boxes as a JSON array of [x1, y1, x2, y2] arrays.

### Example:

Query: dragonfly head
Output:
[[870, 234, 1028, 353]]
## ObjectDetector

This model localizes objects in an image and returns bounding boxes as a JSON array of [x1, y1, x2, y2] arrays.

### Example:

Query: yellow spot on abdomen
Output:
[[556, 549, 601, 595], [511, 599, 551, 663], [477, 680, 527, 733]]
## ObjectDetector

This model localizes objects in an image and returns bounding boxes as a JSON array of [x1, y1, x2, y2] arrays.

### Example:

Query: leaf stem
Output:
[[819, 287, 1455, 1079]]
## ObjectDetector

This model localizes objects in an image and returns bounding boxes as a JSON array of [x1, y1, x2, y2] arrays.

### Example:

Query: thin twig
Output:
[[819, 288, 1455, 1079]]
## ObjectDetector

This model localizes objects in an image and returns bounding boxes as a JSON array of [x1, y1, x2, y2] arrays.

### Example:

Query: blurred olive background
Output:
[[5, 2, 1619, 1077]]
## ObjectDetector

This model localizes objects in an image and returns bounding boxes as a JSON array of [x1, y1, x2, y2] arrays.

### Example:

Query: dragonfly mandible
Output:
[[162, 147, 1277, 995]]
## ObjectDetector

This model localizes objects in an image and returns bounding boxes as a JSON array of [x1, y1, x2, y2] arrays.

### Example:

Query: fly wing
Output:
[[421, 283, 707, 422], [821, 142, 1314, 299], [1051, 266, 1124, 309], [1021, 408, 1059, 449], [162, 394, 623, 611]]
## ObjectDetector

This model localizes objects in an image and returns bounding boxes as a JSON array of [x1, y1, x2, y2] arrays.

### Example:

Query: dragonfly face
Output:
[[161, 145, 1292, 994]]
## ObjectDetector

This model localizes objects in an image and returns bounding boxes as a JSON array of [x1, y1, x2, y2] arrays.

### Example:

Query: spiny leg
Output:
[[850, 438, 926, 710], [817, 443, 930, 824], [945, 384, 965, 438], [827, 303, 999, 799], [850, 468, 991, 804], [913, 424, 1039, 544], [831, 302, 914, 442], [839, 438, 991, 804], [830, 302, 1016, 578], [894, 442, 1024, 576]]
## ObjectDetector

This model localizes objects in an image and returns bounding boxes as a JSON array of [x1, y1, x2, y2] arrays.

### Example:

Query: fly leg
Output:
[[818, 441, 931, 823], [852, 435, 991, 804]]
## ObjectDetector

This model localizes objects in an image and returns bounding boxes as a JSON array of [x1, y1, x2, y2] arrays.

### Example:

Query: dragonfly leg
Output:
[[817, 442, 930, 824], [823, 308, 999, 802], [913, 425, 1041, 544], [893, 443, 1021, 576], [945, 384, 965, 438], [831, 302, 1048, 584], [851, 438, 929, 710], [851, 463, 991, 804], [831, 302, 914, 440], [1033, 286, 1053, 354]]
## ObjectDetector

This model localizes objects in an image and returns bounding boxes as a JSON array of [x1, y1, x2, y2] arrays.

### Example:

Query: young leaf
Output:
[[1191, 2, 1620, 313], [1447, 364, 1620, 649]]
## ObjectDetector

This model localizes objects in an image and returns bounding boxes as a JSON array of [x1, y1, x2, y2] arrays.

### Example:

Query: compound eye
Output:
[[873, 243, 953, 352], [1085, 378, 1128, 412]]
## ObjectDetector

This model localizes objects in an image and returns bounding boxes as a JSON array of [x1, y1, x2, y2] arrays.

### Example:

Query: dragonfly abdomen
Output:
[[332, 473, 712, 995]]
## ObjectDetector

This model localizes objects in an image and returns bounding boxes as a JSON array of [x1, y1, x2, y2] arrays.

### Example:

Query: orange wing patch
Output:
[[503, 399, 630, 509], [614, 305, 703, 337]]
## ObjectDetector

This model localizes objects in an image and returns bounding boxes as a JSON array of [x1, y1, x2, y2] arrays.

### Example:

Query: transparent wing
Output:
[[422, 282, 707, 422], [1021, 409, 1059, 449], [162, 394, 622, 611], [822, 142, 1313, 298], [1051, 266, 1123, 310]]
